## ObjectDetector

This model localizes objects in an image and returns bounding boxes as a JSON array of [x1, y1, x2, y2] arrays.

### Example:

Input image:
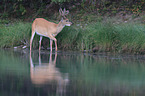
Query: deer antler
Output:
[[59, 8, 69, 18]]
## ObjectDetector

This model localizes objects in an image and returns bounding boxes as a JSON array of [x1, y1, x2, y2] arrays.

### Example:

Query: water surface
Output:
[[1, 49, 145, 96]]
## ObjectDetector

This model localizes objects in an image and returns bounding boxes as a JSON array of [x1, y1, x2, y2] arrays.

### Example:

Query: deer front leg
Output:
[[50, 39, 53, 52], [55, 40, 57, 51], [48, 34, 57, 52]]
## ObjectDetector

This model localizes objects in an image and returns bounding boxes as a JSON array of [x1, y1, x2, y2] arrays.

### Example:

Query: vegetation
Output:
[[0, 0, 145, 53], [0, 0, 145, 18], [0, 19, 145, 54], [57, 21, 145, 53], [0, 21, 31, 48]]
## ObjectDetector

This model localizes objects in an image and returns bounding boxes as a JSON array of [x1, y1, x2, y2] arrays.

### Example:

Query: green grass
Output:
[[57, 21, 145, 53], [114, 23, 145, 52], [0, 22, 31, 48], [0, 19, 145, 53]]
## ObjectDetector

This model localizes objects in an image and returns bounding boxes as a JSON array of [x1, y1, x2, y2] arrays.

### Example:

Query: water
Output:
[[1, 49, 145, 96]]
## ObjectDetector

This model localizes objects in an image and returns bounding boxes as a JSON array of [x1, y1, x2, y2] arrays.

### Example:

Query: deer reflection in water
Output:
[[30, 52, 69, 95]]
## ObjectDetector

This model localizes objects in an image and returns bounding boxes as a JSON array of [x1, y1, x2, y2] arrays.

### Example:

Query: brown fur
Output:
[[30, 18, 72, 51]]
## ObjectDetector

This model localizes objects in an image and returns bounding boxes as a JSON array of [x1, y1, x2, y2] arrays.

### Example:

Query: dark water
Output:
[[1, 49, 145, 96]]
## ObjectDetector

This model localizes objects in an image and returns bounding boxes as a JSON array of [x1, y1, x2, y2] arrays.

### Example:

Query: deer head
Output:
[[59, 8, 72, 27]]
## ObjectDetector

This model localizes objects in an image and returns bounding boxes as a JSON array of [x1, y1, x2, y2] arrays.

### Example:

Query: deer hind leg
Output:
[[39, 36, 43, 51], [30, 31, 35, 51]]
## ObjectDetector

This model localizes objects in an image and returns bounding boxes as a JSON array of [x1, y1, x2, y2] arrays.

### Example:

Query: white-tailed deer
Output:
[[30, 8, 72, 51]]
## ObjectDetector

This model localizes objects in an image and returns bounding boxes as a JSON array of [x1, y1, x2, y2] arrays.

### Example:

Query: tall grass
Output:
[[0, 22, 31, 48], [114, 23, 145, 53], [0, 20, 145, 53], [57, 21, 145, 53]]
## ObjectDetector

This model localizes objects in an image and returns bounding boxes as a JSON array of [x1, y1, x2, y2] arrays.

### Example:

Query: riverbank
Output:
[[57, 19, 145, 54], [0, 16, 145, 54]]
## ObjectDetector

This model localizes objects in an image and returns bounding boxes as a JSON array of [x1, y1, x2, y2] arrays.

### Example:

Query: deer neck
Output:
[[56, 21, 65, 34]]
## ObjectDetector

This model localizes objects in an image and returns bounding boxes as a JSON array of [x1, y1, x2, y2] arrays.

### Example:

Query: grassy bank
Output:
[[0, 22, 31, 48], [0, 19, 145, 54], [57, 21, 145, 53]]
